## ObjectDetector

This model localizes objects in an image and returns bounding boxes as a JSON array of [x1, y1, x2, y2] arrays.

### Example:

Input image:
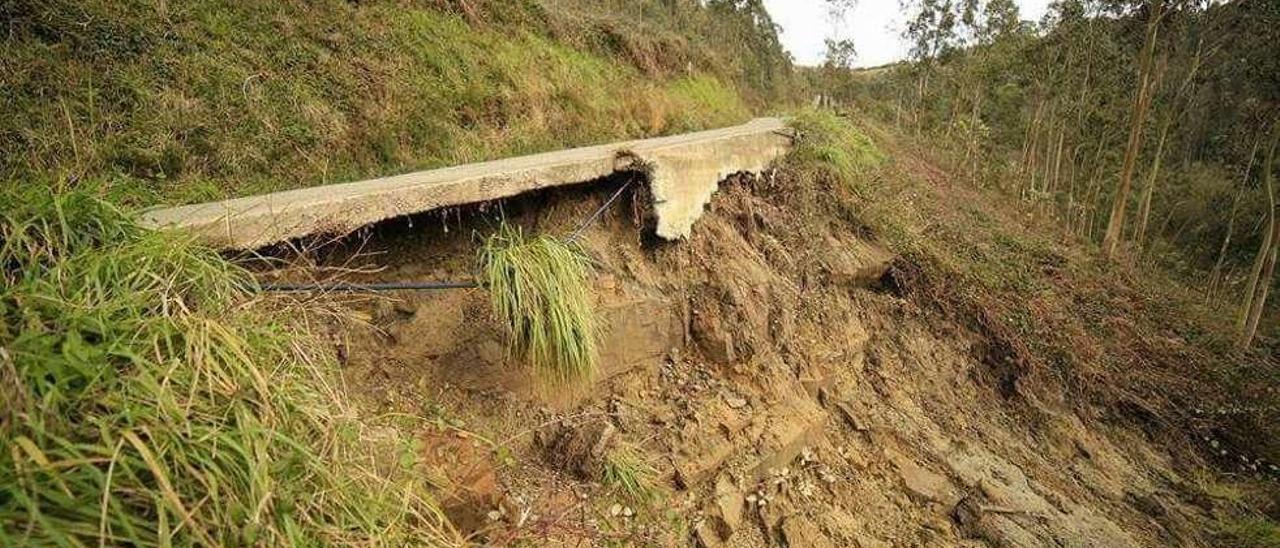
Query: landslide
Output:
[[277, 113, 1268, 546]]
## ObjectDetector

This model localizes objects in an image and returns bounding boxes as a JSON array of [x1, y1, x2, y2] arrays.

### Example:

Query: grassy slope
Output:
[[1, 0, 787, 206], [791, 110, 1279, 545], [0, 186, 458, 545]]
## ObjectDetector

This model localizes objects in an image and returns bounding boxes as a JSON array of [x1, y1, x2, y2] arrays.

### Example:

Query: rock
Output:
[[692, 310, 736, 364], [723, 393, 749, 409], [674, 439, 736, 488], [695, 521, 726, 548], [886, 449, 955, 505], [419, 429, 503, 535], [748, 397, 827, 481], [798, 364, 837, 400], [709, 475, 745, 539], [822, 238, 896, 289], [835, 401, 869, 431], [779, 516, 836, 548], [951, 496, 982, 530]]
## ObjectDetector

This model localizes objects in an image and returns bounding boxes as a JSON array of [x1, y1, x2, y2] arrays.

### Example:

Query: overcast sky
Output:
[[762, 0, 1053, 67]]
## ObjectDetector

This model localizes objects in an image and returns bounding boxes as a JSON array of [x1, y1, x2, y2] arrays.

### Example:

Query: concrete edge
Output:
[[141, 118, 794, 249]]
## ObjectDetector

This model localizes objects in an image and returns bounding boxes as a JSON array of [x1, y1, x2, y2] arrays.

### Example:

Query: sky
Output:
[[762, 0, 1053, 67]]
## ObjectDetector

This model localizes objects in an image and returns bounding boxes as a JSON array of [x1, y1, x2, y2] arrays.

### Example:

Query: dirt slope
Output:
[[273, 128, 1233, 546]]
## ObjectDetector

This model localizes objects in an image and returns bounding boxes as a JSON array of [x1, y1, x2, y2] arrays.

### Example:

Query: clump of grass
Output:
[[1218, 517, 1280, 548], [0, 186, 455, 545], [601, 446, 659, 503], [789, 108, 885, 182], [481, 223, 598, 384]]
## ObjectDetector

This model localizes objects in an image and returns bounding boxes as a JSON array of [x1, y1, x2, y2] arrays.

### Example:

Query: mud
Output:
[[284, 165, 1218, 546]]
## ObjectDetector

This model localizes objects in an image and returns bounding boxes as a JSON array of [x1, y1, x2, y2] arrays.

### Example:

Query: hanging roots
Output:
[[481, 224, 598, 384]]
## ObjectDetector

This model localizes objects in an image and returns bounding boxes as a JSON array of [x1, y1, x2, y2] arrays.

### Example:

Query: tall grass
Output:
[[1219, 517, 1280, 548], [481, 224, 598, 385], [0, 186, 456, 545]]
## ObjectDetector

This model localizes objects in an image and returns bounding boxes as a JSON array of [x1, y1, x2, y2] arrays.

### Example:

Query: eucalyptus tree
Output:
[[1100, 0, 1167, 258]]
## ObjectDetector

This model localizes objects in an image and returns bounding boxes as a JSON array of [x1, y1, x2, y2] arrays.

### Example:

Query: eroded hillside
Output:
[[263, 113, 1270, 546]]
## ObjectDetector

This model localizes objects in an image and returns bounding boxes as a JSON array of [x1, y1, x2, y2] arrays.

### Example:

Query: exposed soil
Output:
[[280, 163, 1225, 546]]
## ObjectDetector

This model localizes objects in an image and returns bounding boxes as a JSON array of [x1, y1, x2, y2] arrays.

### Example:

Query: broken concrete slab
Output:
[[143, 118, 792, 249]]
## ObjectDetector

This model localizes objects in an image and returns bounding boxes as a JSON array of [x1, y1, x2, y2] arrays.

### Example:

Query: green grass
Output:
[[1220, 517, 1280, 548], [664, 76, 752, 132], [789, 108, 886, 183], [600, 446, 659, 503], [481, 224, 598, 385], [0, 186, 456, 545]]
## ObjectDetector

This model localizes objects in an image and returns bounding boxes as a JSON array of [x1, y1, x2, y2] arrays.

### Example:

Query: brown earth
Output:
[[277, 155, 1231, 546]]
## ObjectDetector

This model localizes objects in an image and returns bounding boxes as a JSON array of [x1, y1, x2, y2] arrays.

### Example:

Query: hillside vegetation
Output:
[[0, 186, 459, 545], [1, 0, 793, 205]]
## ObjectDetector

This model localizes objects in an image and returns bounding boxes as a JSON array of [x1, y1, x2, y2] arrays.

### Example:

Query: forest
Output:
[[826, 0, 1279, 349]]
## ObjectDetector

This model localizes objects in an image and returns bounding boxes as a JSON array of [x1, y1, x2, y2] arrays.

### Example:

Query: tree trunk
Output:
[[1238, 130, 1279, 349], [1136, 121, 1171, 252], [1102, 0, 1164, 258], [1210, 143, 1260, 296], [1052, 129, 1066, 196], [1210, 191, 1244, 298]]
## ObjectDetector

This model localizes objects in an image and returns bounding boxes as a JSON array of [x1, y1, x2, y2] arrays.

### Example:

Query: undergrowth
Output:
[[0, 187, 455, 545], [481, 224, 598, 385], [1220, 517, 1280, 548]]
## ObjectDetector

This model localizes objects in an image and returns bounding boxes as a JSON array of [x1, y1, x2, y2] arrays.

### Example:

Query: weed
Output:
[[600, 446, 659, 503], [481, 223, 598, 385], [1191, 469, 1246, 506], [0, 186, 456, 545]]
